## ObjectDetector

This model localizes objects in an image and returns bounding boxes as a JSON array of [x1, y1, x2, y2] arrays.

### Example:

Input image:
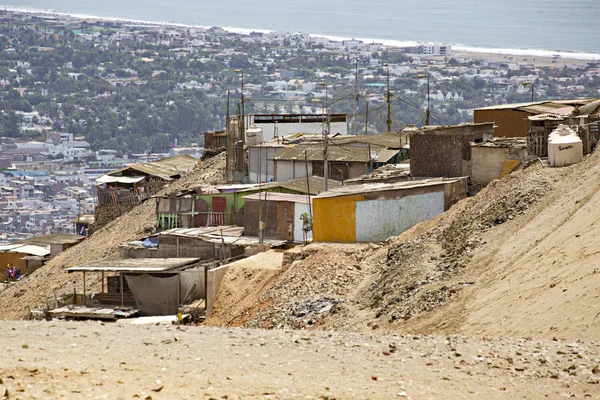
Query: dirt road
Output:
[[1, 321, 599, 399]]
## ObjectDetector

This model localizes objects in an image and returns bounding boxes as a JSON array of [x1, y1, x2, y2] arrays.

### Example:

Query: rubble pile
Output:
[[246, 245, 377, 329]]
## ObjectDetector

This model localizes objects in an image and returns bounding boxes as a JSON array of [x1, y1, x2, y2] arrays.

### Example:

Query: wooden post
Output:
[[120, 273, 124, 308], [204, 265, 208, 311], [177, 273, 181, 307], [83, 271, 86, 306], [101, 271, 104, 293]]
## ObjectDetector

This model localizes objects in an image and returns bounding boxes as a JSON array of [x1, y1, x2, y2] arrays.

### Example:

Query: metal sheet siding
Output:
[[313, 194, 363, 243], [355, 192, 445, 242], [294, 202, 312, 242]]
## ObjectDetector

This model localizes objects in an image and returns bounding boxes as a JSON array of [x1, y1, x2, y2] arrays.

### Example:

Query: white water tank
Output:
[[548, 124, 583, 167], [245, 124, 263, 146]]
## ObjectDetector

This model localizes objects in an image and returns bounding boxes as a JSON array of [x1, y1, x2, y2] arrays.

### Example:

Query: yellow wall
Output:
[[313, 194, 364, 243], [0, 252, 27, 274]]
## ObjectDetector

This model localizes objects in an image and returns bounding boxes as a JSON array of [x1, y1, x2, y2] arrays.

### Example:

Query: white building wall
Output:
[[293, 202, 312, 242], [246, 117, 348, 142], [248, 146, 283, 183], [355, 192, 445, 242], [274, 160, 312, 182]]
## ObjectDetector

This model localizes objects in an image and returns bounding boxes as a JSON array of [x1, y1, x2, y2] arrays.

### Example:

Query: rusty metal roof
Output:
[[332, 132, 407, 149], [240, 176, 341, 195], [574, 98, 600, 116], [272, 143, 372, 162], [315, 177, 467, 198], [105, 155, 198, 180]]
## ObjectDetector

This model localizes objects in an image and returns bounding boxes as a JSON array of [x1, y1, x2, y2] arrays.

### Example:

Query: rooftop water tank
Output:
[[548, 124, 583, 167], [245, 125, 263, 147]]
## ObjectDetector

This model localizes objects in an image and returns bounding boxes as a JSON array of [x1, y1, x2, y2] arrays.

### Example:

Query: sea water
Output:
[[2, 0, 599, 58]]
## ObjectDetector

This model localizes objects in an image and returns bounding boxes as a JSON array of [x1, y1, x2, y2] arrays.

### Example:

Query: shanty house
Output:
[[0, 243, 50, 275], [96, 155, 198, 206], [243, 192, 312, 242], [470, 138, 528, 185], [409, 123, 494, 178], [20, 233, 84, 257], [527, 98, 600, 157], [313, 177, 468, 243], [474, 99, 594, 138], [155, 177, 338, 230]]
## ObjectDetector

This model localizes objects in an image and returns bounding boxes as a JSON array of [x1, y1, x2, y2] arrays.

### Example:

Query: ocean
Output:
[[2, 0, 600, 59]]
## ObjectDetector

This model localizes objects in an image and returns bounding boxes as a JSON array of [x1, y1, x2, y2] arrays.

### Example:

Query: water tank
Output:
[[548, 124, 583, 167], [245, 125, 263, 146]]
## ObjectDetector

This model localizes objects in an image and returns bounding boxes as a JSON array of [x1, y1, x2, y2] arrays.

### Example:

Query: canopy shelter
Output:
[[67, 258, 204, 315]]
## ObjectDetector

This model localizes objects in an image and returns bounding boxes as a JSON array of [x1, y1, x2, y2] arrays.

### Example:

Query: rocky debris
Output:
[[245, 245, 374, 329]]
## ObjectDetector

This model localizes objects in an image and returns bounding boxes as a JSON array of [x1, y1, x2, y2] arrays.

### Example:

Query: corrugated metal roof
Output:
[[160, 226, 244, 238], [240, 176, 342, 195], [20, 234, 84, 245], [575, 98, 600, 116], [528, 113, 565, 121], [333, 132, 406, 149], [96, 175, 146, 184], [104, 155, 198, 180], [244, 192, 311, 204], [344, 164, 411, 185], [518, 103, 569, 114], [474, 101, 549, 111], [316, 177, 467, 198], [273, 144, 371, 162], [68, 258, 200, 273], [373, 149, 400, 163], [0, 244, 51, 257]]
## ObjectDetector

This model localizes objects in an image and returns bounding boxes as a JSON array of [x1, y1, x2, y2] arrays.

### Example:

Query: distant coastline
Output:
[[2, 5, 600, 62]]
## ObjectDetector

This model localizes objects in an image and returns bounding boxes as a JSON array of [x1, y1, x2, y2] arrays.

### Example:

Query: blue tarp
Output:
[[141, 237, 159, 248]]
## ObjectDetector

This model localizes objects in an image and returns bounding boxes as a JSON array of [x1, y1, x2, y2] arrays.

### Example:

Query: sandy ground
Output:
[[1, 320, 600, 400]]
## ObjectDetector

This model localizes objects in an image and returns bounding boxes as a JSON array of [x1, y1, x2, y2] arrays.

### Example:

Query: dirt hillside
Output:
[[0, 153, 225, 320], [210, 151, 600, 340]]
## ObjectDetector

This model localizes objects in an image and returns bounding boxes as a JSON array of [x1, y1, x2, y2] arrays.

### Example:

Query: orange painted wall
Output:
[[313, 194, 364, 243]]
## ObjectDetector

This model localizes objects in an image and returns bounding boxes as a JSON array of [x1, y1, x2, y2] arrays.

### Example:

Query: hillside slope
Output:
[[211, 152, 600, 340], [0, 153, 225, 320]]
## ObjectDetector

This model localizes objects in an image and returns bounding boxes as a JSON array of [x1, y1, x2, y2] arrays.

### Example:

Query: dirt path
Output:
[[1, 321, 599, 399]]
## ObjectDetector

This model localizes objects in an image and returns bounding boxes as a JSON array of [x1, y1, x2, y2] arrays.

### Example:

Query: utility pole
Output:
[[258, 143, 263, 243], [304, 150, 311, 219], [324, 83, 329, 191], [225, 91, 230, 182], [354, 58, 359, 135], [234, 69, 245, 145], [418, 74, 431, 125], [385, 63, 391, 132], [365, 102, 369, 135]]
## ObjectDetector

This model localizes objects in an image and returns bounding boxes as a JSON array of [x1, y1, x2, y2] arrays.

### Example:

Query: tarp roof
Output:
[[67, 258, 200, 273]]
